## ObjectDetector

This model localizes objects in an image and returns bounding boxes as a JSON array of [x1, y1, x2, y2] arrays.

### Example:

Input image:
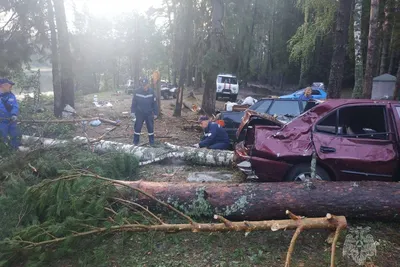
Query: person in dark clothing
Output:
[[194, 116, 230, 150], [0, 78, 20, 149], [131, 78, 159, 146]]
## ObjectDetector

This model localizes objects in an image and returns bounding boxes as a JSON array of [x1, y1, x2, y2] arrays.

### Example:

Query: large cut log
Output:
[[122, 180, 400, 221], [21, 135, 233, 166]]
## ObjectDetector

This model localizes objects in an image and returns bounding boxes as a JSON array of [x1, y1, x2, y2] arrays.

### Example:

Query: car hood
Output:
[[236, 110, 285, 138]]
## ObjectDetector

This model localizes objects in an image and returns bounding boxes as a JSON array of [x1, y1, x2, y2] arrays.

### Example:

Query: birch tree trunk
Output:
[[53, 0, 75, 108], [352, 0, 364, 98], [46, 0, 62, 117], [379, 0, 394, 75], [21, 135, 234, 167], [327, 0, 352, 99], [363, 0, 380, 99]]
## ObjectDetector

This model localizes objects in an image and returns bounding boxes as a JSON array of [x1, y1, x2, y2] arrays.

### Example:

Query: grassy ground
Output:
[[53, 221, 400, 267]]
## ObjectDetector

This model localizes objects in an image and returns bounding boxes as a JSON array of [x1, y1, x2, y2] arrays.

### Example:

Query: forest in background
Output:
[[1, 0, 400, 115]]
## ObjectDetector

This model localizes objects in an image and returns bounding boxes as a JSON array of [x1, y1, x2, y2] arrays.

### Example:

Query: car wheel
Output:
[[285, 163, 330, 182]]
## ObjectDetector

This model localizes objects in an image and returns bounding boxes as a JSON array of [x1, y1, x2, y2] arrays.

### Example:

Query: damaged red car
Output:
[[235, 99, 400, 182]]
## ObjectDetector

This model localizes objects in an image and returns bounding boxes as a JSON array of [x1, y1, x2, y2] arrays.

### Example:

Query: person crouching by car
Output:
[[193, 116, 230, 150]]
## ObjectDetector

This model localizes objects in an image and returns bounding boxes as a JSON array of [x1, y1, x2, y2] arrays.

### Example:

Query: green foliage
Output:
[[0, 145, 141, 266], [288, 0, 337, 64]]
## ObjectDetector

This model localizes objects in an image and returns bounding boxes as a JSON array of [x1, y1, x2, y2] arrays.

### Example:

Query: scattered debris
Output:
[[62, 104, 76, 118], [89, 120, 102, 126], [94, 101, 113, 108], [242, 96, 258, 106]]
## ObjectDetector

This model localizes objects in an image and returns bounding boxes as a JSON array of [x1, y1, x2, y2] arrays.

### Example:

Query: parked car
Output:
[[160, 82, 178, 99], [235, 99, 400, 182], [280, 83, 327, 100], [218, 98, 319, 144], [216, 74, 239, 102]]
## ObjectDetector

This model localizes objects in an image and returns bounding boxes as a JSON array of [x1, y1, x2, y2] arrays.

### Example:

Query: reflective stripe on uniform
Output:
[[134, 132, 141, 135], [205, 133, 212, 137], [148, 133, 154, 136], [136, 94, 154, 98]]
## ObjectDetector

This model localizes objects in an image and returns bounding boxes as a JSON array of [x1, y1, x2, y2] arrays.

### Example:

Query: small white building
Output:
[[371, 74, 396, 100]]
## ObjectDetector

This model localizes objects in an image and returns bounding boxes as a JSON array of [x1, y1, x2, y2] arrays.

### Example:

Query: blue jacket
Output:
[[299, 94, 313, 101], [131, 87, 158, 116], [0, 92, 19, 122], [199, 122, 229, 148]]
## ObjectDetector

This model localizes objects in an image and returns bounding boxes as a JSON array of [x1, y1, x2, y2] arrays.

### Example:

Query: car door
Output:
[[312, 104, 397, 181]]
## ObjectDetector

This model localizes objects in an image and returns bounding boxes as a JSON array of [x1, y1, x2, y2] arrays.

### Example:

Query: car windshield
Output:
[[268, 100, 301, 116], [249, 100, 272, 113], [218, 76, 237, 84]]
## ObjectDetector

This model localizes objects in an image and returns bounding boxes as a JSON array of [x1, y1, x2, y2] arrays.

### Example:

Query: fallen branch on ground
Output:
[[21, 136, 234, 166], [18, 117, 121, 126], [6, 171, 347, 267]]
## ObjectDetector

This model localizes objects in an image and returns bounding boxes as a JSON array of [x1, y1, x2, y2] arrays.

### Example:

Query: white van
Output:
[[216, 74, 239, 102]]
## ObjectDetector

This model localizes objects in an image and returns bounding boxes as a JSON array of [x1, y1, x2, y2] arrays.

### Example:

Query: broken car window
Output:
[[338, 106, 387, 139], [316, 105, 388, 139]]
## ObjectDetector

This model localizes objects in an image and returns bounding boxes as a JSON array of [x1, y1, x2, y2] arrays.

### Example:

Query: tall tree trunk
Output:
[[133, 16, 141, 87], [245, 0, 258, 77], [363, 0, 380, 99], [201, 0, 224, 116], [352, 0, 364, 98], [53, 0, 74, 108], [173, 0, 192, 117], [327, 0, 353, 99], [379, 0, 392, 75], [394, 60, 400, 100], [47, 0, 62, 117]]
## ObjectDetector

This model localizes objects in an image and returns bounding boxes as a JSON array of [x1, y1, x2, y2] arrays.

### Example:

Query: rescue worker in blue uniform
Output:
[[194, 116, 230, 150], [131, 78, 159, 146], [0, 78, 20, 149]]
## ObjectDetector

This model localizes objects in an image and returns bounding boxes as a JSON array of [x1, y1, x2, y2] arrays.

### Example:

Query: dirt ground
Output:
[[74, 89, 230, 147]]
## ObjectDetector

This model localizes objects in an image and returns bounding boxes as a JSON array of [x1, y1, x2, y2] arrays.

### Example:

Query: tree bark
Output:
[[174, 0, 192, 117], [122, 180, 400, 221], [21, 135, 234, 167], [352, 0, 364, 98], [327, 0, 353, 99], [394, 60, 400, 100], [379, 0, 394, 75], [47, 0, 62, 117], [363, 0, 380, 99], [53, 0, 74, 108], [201, 0, 224, 116]]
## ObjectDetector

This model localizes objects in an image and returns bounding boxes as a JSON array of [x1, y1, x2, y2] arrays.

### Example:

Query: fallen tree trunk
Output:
[[122, 180, 400, 221], [18, 117, 120, 126], [21, 135, 234, 166]]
